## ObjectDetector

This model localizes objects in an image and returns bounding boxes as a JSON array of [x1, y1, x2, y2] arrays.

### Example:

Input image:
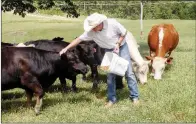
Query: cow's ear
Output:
[[60, 53, 67, 60], [93, 48, 96, 53], [166, 57, 173, 64], [76, 45, 82, 51], [52, 37, 64, 41], [77, 44, 85, 51], [132, 62, 138, 69], [132, 62, 137, 67], [145, 56, 153, 60], [132, 62, 138, 71]]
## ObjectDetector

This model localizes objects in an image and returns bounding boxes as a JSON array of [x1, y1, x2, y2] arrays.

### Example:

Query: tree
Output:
[[1, 0, 79, 18]]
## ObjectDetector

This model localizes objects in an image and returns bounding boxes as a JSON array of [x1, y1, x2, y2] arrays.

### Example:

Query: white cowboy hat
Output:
[[84, 13, 107, 32]]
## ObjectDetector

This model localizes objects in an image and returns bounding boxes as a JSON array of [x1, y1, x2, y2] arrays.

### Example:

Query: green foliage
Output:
[[1, 0, 36, 17], [3, 0, 194, 19], [75, 1, 196, 20], [59, 0, 80, 18], [37, 7, 64, 16], [1, 0, 79, 18], [37, 0, 55, 9]]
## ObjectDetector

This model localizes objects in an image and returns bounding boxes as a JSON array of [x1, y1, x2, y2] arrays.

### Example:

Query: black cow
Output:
[[1, 42, 15, 47], [53, 37, 99, 82], [52, 38, 124, 89], [24, 38, 99, 90], [56, 38, 100, 90], [1, 46, 87, 115]]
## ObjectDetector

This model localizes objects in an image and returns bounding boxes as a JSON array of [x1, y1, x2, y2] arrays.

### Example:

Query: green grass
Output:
[[1, 12, 195, 123]]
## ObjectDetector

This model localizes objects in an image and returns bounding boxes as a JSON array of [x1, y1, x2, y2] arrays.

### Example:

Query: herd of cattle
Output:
[[1, 23, 179, 115]]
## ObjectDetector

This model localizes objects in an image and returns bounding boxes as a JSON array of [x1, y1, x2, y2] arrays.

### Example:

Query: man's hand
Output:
[[59, 37, 82, 56], [59, 47, 68, 55], [113, 44, 120, 54]]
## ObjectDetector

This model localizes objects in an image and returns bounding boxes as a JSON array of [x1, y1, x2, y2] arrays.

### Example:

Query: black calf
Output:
[[1, 47, 87, 114]]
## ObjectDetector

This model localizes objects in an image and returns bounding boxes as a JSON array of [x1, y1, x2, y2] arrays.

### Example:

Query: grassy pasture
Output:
[[1, 12, 195, 123]]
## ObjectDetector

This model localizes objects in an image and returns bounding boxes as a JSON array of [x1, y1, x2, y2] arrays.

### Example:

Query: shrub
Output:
[[75, 1, 196, 20]]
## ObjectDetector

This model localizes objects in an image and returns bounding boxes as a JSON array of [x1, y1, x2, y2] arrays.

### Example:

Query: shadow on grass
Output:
[[1, 70, 143, 113], [1, 99, 27, 113], [138, 42, 149, 57], [42, 96, 93, 110], [97, 73, 107, 83], [46, 83, 104, 95], [175, 47, 193, 52], [81, 72, 107, 84], [2, 89, 94, 113], [46, 84, 67, 93], [165, 64, 173, 72], [1, 91, 25, 100], [94, 83, 131, 102]]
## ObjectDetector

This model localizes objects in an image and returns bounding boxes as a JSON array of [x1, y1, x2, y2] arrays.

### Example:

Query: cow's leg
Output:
[[149, 50, 155, 76], [115, 76, 124, 89], [59, 76, 68, 92], [90, 64, 99, 90], [21, 72, 44, 115], [35, 94, 43, 116], [71, 76, 77, 92], [25, 89, 33, 107]]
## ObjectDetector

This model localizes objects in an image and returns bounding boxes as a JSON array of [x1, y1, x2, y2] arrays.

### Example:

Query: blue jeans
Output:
[[105, 42, 139, 103]]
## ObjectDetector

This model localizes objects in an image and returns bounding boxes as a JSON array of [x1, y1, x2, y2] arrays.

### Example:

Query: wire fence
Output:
[[71, 1, 195, 39], [70, 1, 195, 20], [73, 1, 195, 10]]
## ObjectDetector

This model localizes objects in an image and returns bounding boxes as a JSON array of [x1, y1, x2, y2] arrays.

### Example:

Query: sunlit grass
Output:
[[1, 12, 195, 122]]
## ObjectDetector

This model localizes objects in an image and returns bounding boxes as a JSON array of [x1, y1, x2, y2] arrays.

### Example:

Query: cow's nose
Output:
[[140, 81, 147, 84], [154, 76, 161, 80]]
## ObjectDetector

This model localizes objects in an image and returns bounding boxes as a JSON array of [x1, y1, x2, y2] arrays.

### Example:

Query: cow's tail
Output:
[[158, 28, 164, 48]]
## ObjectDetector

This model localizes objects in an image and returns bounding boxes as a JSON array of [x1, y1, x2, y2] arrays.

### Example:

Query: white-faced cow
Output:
[[145, 24, 179, 80], [126, 32, 150, 84]]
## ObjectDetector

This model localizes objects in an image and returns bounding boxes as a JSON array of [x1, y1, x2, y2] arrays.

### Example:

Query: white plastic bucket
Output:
[[100, 52, 129, 76]]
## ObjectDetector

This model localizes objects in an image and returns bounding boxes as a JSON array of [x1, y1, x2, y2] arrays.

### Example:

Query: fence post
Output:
[[140, 1, 144, 40], [84, 1, 85, 11]]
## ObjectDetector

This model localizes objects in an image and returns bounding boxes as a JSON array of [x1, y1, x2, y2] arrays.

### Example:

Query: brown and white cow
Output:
[[145, 24, 179, 80]]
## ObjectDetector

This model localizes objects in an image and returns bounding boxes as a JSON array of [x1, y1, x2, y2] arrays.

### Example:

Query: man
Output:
[[60, 13, 139, 107]]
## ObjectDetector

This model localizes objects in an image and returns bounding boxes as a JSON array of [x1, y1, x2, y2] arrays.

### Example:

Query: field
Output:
[[1, 12, 195, 122]]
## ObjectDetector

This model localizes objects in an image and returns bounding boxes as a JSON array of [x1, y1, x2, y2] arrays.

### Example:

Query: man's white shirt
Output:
[[79, 19, 127, 49]]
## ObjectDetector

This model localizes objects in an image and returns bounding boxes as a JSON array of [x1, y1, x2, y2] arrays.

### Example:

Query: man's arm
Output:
[[66, 37, 82, 50], [112, 19, 127, 47], [59, 37, 82, 55], [116, 31, 127, 47]]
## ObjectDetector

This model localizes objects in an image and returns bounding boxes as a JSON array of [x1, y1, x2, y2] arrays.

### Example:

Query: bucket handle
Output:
[[112, 51, 119, 56]]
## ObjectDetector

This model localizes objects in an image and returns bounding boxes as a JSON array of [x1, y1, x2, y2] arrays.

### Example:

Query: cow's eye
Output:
[[140, 71, 144, 74]]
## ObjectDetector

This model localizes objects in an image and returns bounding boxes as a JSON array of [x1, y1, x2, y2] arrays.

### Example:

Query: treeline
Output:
[[74, 1, 196, 19], [36, 1, 196, 20]]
